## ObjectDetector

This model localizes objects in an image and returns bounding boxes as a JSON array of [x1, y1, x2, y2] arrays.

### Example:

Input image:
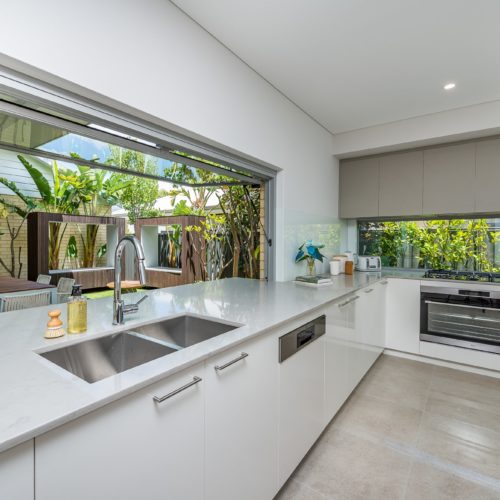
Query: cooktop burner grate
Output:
[[423, 269, 500, 282]]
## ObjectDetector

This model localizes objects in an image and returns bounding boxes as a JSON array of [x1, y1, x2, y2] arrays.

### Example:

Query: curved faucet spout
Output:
[[113, 235, 147, 325]]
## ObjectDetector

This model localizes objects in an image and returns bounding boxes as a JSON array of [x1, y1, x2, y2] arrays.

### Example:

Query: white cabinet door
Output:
[[377, 280, 388, 349], [35, 364, 205, 500], [204, 333, 278, 500], [344, 292, 367, 390], [324, 300, 351, 422], [348, 282, 386, 391], [358, 282, 386, 368], [279, 334, 325, 488], [0, 441, 34, 500], [385, 278, 421, 354]]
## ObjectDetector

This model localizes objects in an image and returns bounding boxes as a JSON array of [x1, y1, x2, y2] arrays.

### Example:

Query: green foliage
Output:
[[66, 235, 78, 259], [185, 213, 233, 281], [172, 199, 195, 215], [163, 162, 222, 214], [217, 185, 261, 279], [17, 155, 79, 214], [0, 162, 40, 277], [61, 156, 131, 217], [166, 160, 263, 279], [61, 158, 132, 267], [379, 222, 405, 266], [108, 147, 160, 224], [97, 243, 107, 259], [360, 219, 500, 271], [63, 235, 79, 269], [0, 177, 36, 216]]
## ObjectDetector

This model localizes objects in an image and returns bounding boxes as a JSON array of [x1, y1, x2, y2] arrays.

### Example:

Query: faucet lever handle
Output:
[[122, 295, 148, 316], [135, 295, 148, 306]]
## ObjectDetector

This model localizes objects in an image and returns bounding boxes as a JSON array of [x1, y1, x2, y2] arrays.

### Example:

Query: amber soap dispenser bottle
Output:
[[67, 284, 87, 334]]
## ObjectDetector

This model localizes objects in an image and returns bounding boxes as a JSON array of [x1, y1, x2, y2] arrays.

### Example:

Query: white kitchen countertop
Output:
[[0, 274, 388, 453]]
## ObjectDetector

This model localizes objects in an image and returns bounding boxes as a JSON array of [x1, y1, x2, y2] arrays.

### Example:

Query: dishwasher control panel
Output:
[[279, 315, 326, 363]]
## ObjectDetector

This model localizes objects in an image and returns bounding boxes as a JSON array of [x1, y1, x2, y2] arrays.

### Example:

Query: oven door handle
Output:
[[425, 300, 500, 313]]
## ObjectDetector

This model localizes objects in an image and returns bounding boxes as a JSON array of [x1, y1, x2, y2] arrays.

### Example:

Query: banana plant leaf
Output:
[[0, 177, 37, 211], [0, 197, 29, 218], [17, 155, 53, 205]]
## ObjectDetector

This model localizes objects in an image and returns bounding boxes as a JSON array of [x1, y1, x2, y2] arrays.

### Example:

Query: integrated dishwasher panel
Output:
[[279, 315, 326, 363]]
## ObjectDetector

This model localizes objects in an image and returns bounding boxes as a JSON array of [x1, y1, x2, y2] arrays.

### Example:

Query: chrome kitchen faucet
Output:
[[113, 235, 148, 325]]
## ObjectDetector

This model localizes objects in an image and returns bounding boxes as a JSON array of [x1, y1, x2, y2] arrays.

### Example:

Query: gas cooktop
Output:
[[423, 269, 500, 283]]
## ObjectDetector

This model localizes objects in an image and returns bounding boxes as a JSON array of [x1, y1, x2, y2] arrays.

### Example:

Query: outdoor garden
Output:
[[0, 148, 264, 292], [358, 219, 500, 271]]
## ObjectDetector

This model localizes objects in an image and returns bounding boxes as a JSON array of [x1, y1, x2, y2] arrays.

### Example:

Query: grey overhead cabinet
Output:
[[378, 151, 423, 217], [475, 138, 500, 213], [339, 139, 497, 219], [422, 143, 475, 215], [339, 157, 379, 218]]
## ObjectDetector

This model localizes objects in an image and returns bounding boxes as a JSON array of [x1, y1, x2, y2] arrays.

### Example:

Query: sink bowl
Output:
[[127, 315, 239, 349], [39, 331, 176, 383]]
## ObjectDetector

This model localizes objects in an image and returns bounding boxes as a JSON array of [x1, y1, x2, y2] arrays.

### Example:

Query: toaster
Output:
[[356, 255, 381, 272]]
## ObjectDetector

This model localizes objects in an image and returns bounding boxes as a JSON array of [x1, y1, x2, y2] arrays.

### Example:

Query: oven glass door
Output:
[[421, 291, 500, 352]]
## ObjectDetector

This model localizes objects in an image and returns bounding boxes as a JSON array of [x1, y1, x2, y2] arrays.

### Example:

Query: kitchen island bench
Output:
[[0, 275, 389, 500], [0, 275, 386, 453]]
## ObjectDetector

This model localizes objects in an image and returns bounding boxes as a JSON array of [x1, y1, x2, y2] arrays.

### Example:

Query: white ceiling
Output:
[[171, 0, 500, 134]]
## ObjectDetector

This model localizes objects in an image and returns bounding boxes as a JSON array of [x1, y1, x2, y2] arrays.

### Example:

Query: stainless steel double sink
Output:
[[39, 315, 239, 383]]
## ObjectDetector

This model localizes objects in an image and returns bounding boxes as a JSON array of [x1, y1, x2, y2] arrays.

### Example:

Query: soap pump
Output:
[[67, 284, 87, 334]]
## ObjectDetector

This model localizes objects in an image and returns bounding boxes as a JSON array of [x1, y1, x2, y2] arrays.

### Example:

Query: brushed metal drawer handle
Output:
[[364, 288, 374, 293], [215, 352, 249, 371], [338, 295, 360, 308], [153, 376, 202, 403]]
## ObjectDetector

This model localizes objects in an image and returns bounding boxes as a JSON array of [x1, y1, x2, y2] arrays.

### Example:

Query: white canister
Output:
[[330, 259, 341, 275], [332, 255, 347, 273]]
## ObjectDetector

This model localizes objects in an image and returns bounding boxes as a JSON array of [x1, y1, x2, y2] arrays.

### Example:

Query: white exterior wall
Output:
[[0, 0, 343, 280]]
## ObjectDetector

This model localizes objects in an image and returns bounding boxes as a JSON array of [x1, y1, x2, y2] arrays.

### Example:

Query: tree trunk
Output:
[[82, 224, 99, 268], [48, 223, 67, 270]]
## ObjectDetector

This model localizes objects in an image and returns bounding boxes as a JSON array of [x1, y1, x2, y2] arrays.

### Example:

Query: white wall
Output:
[[332, 100, 500, 158], [0, 0, 343, 280]]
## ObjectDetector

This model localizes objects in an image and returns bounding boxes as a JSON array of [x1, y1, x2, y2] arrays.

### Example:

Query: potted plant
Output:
[[295, 240, 325, 276]]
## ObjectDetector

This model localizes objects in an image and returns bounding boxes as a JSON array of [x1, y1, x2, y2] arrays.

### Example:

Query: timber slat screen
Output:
[[27, 212, 125, 289], [134, 215, 205, 288]]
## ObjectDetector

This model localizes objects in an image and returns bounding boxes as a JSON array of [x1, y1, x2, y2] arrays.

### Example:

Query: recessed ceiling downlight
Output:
[[443, 82, 456, 90]]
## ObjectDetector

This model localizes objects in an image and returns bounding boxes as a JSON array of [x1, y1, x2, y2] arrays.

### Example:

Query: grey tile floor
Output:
[[276, 354, 500, 500]]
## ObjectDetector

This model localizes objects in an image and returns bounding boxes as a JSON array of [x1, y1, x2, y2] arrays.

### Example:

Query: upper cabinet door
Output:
[[423, 143, 475, 215], [475, 138, 500, 213], [339, 157, 379, 218], [379, 151, 423, 217]]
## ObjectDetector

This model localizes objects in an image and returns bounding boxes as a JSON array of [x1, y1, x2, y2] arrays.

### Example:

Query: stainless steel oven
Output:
[[420, 284, 500, 354]]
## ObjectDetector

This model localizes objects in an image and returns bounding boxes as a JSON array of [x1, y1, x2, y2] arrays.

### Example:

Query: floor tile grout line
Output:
[[385, 439, 500, 494]]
